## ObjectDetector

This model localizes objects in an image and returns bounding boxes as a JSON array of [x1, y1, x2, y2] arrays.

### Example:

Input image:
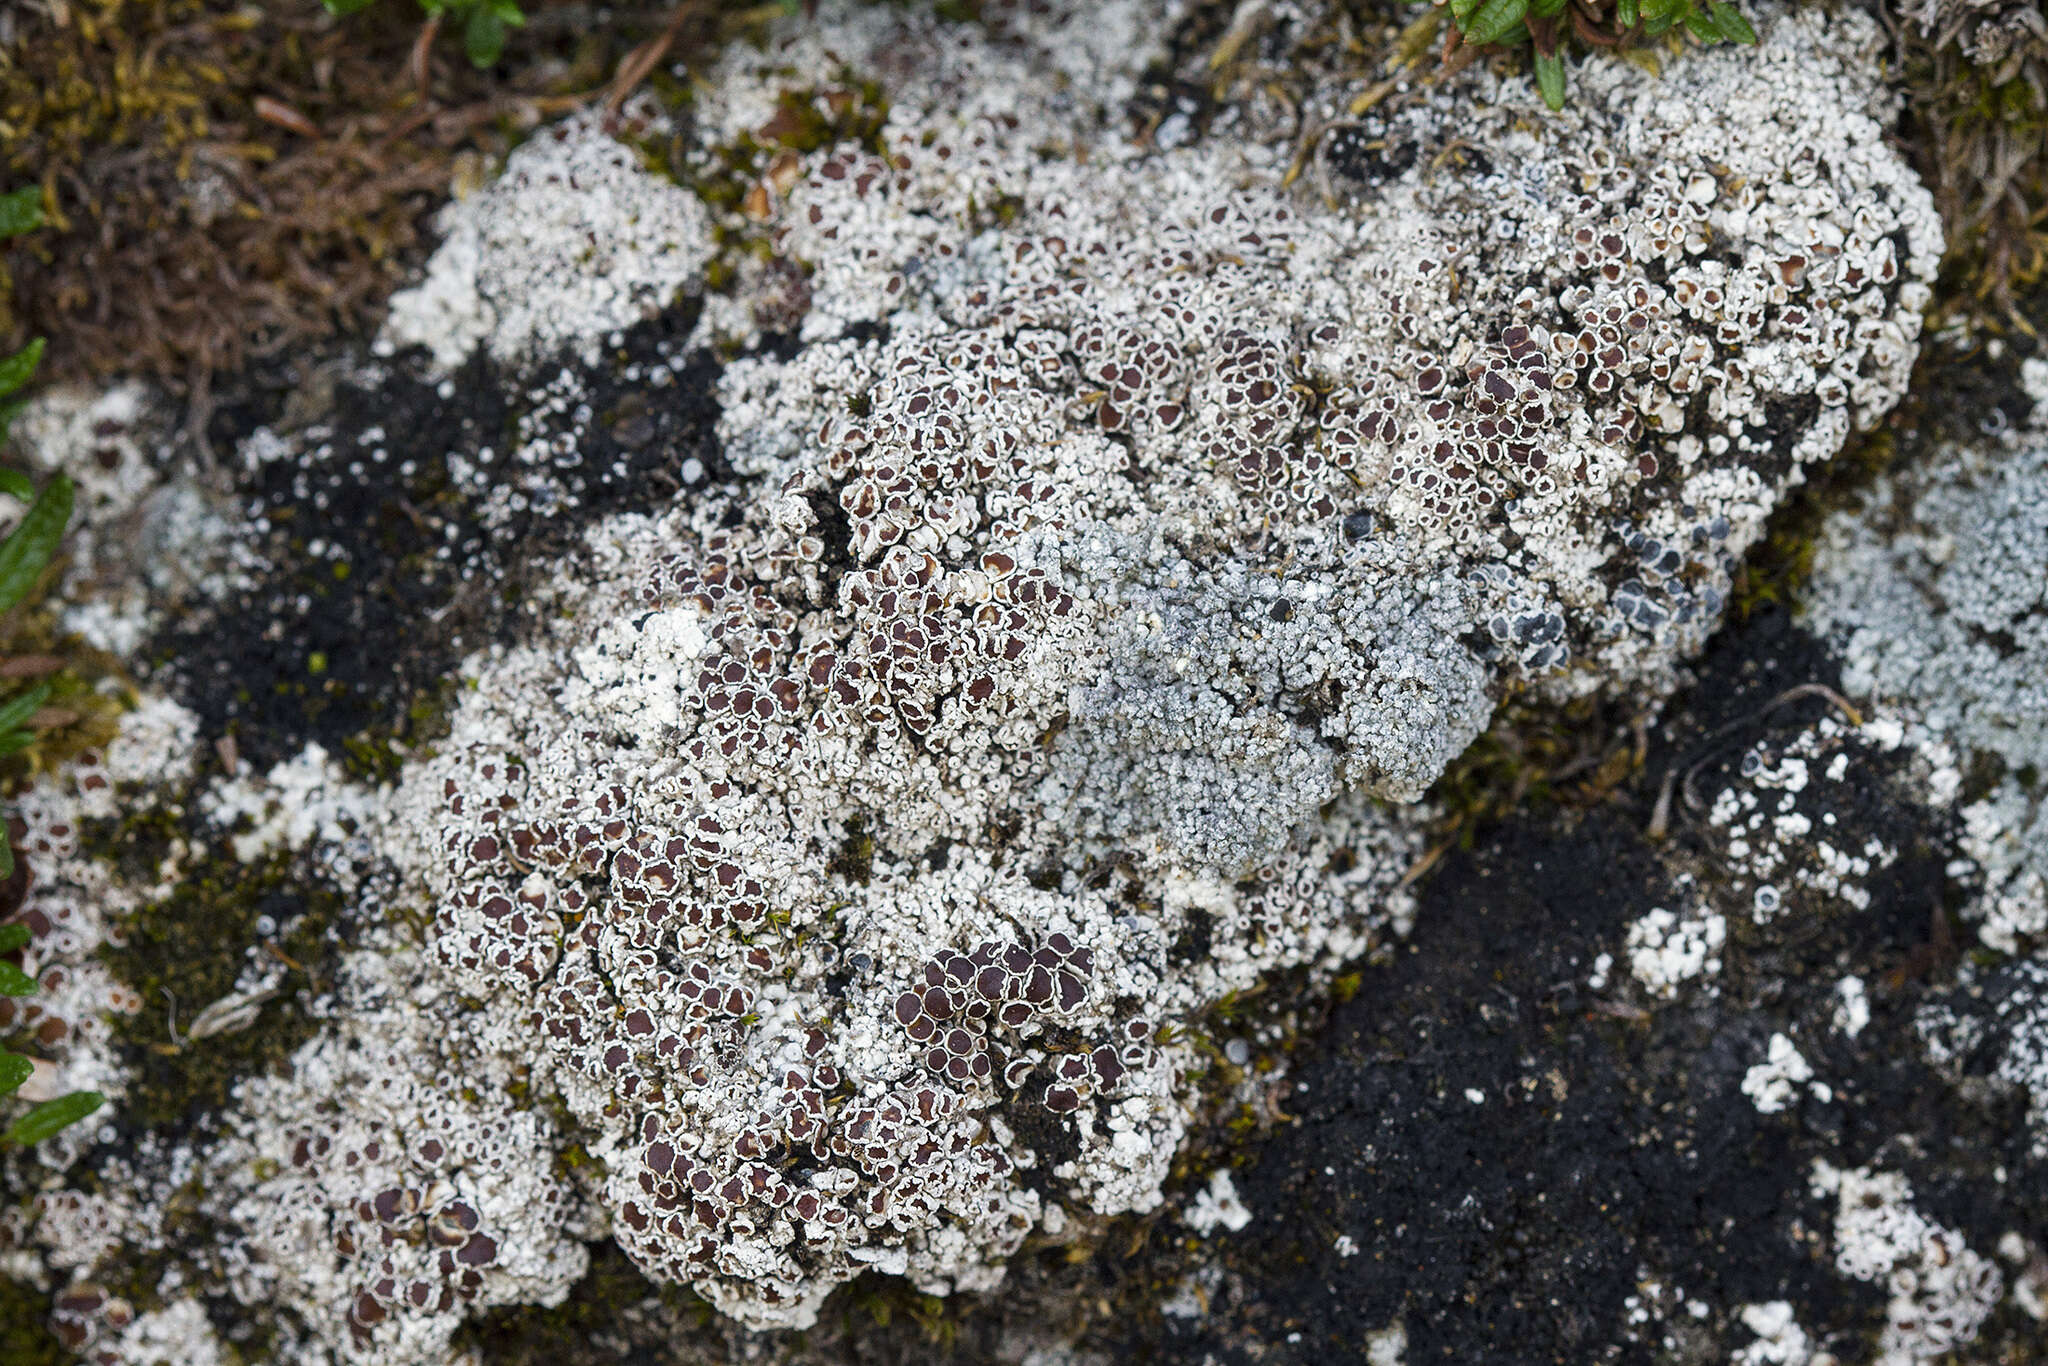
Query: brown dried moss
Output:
[[1886, 0, 2048, 325], [0, 0, 681, 399]]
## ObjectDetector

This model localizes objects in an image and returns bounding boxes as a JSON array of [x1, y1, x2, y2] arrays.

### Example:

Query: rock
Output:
[[1132, 609, 2044, 1364], [0, 0, 1956, 1355]]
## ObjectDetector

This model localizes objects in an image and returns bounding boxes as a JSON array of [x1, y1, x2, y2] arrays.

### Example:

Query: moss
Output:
[[842, 1273, 964, 1346], [0, 0, 681, 392], [453, 1240, 712, 1365], [1730, 423, 1900, 621], [0, 558, 131, 791], [0, 1276, 65, 1366], [88, 816, 345, 1132], [827, 816, 874, 886], [337, 674, 459, 784]]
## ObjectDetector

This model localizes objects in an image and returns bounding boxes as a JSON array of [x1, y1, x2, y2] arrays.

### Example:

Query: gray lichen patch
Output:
[[1804, 364, 2048, 956]]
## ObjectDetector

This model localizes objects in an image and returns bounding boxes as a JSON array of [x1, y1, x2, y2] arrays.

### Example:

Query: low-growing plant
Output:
[[0, 182, 101, 1147], [0, 187, 45, 450], [0, 924, 103, 1146], [322, 0, 529, 67], [1438, 0, 1757, 110]]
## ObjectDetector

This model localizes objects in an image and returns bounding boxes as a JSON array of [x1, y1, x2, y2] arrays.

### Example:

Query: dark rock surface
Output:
[[1129, 609, 2048, 1364]]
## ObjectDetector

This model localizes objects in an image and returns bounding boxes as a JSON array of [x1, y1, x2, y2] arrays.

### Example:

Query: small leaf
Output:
[[1534, 50, 1567, 110], [0, 469, 33, 501], [0, 1052, 30, 1096], [4, 1090, 103, 1145], [1464, 0, 1530, 45], [0, 187, 41, 241], [0, 682, 51, 736], [0, 473, 71, 615], [1709, 1, 1757, 43], [465, 5, 508, 65], [1681, 4, 1718, 41], [321, 0, 382, 13], [0, 923, 28, 953], [0, 960, 36, 996], [1532, 0, 1567, 18], [0, 338, 43, 401], [1617, 0, 1638, 26], [1450, 0, 1482, 21], [0, 832, 12, 882]]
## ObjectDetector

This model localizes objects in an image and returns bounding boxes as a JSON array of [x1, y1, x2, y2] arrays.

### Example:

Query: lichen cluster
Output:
[[358, 0, 1938, 1333]]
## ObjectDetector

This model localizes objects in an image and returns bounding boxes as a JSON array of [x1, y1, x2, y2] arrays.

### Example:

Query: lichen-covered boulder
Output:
[[364, 0, 1938, 1330], [0, 0, 1949, 1353]]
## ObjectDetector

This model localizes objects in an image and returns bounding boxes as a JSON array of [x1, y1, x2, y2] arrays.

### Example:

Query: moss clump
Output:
[[1894, 9, 2048, 323], [0, 1277, 65, 1366], [89, 816, 345, 1132], [337, 674, 459, 784], [0, 617, 129, 798], [453, 1241, 711, 1365], [0, 0, 656, 393]]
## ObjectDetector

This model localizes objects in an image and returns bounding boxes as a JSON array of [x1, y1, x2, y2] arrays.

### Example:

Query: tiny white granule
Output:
[[1834, 976, 1870, 1038], [1185, 1168, 1253, 1234], [1743, 1033, 1818, 1114]]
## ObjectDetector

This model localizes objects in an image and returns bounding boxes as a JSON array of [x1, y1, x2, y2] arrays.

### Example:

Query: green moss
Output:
[[827, 816, 874, 886], [1731, 423, 1898, 621], [337, 674, 459, 784], [843, 1273, 963, 1346], [0, 553, 131, 792], [88, 818, 345, 1132], [453, 1241, 712, 1365], [0, 1276, 64, 1366]]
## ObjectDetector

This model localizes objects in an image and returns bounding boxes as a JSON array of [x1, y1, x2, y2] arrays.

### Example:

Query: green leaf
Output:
[[0, 187, 41, 241], [1534, 50, 1567, 109], [0, 730, 36, 759], [1709, 1, 1757, 43], [4, 1090, 103, 1145], [0, 923, 28, 953], [0, 960, 36, 996], [1532, 0, 1567, 18], [0, 338, 43, 401], [1681, 4, 1718, 41], [1450, 0, 1482, 21], [0, 472, 71, 615], [465, 6, 508, 65], [0, 831, 12, 883], [0, 398, 26, 445], [1463, 0, 1531, 46], [321, 0, 382, 13], [0, 1053, 30, 1096], [0, 469, 34, 501], [1617, 0, 1638, 25], [0, 682, 50, 737]]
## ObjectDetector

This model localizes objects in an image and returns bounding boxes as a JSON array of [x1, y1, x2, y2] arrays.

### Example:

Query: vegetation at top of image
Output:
[[1436, 0, 1755, 110], [0, 186, 43, 449], [321, 0, 530, 68], [1889, 0, 2048, 324], [0, 450, 104, 1150], [0, 924, 104, 1148]]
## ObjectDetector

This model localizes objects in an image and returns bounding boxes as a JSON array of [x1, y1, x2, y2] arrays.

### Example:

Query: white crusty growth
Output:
[[367, 0, 1939, 1330]]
